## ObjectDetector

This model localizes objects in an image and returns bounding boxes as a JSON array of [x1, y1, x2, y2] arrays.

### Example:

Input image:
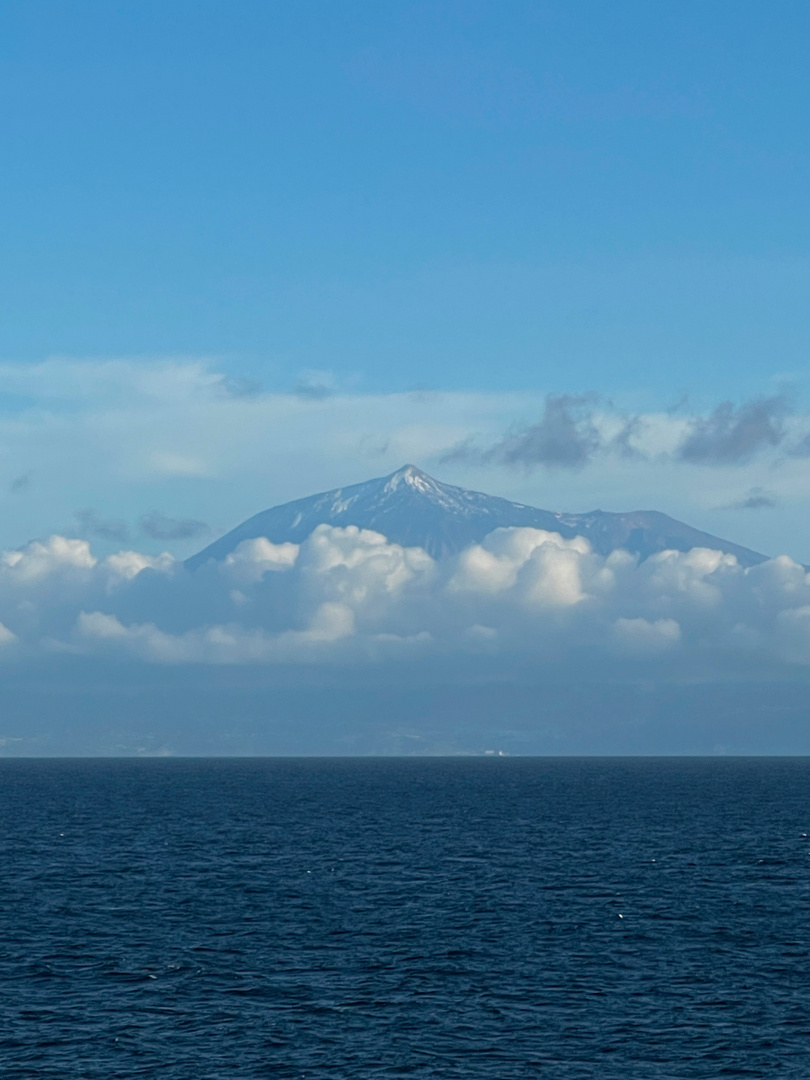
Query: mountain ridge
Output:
[[185, 464, 769, 570]]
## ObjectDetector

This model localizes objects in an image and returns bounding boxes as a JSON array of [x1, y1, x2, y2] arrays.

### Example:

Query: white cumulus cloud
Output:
[[0, 524, 808, 678]]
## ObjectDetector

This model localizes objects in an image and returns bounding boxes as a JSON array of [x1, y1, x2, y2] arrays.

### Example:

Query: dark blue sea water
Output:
[[1, 758, 809, 1078]]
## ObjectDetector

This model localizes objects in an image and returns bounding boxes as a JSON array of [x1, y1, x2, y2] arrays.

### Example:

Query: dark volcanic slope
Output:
[[556, 508, 768, 566], [186, 465, 768, 569]]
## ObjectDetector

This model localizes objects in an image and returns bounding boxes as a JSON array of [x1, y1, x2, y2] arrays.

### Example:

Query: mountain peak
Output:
[[185, 467, 770, 569], [383, 464, 436, 495]]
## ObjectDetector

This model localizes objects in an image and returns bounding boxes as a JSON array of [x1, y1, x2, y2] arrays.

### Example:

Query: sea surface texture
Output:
[[1, 758, 809, 1078]]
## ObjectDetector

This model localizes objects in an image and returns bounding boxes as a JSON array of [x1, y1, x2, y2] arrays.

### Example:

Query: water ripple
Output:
[[1, 758, 809, 1077]]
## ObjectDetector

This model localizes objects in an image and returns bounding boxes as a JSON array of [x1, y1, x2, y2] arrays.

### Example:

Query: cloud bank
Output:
[[1, 525, 809, 678]]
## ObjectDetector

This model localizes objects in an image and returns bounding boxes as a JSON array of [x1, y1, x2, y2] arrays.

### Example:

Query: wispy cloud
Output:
[[727, 487, 778, 511], [9, 472, 32, 494], [292, 369, 339, 400], [785, 431, 810, 458], [75, 509, 130, 543], [140, 512, 210, 541], [219, 375, 264, 399]]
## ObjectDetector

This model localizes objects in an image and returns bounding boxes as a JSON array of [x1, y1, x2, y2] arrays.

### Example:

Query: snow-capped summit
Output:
[[185, 465, 768, 569], [383, 464, 434, 492]]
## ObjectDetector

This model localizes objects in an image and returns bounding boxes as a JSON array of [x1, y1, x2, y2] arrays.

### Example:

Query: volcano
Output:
[[185, 465, 767, 570]]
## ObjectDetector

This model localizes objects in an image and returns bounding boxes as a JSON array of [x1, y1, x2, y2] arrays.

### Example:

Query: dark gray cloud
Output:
[[140, 512, 210, 541], [495, 394, 602, 468], [677, 395, 790, 465], [441, 391, 793, 473], [440, 394, 642, 470], [75, 509, 130, 543], [9, 472, 32, 494], [445, 393, 604, 470], [729, 488, 777, 511]]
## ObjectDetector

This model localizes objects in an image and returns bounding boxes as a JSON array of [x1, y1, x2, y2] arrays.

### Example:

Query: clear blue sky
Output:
[[2, 0, 809, 399]]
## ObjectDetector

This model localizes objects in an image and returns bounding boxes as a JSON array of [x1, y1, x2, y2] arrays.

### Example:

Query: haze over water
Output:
[[2, 757, 809, 1078]]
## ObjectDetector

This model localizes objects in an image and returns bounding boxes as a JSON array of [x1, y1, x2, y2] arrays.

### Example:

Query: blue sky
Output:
[[2, 0, 809, 396], [2, 2, 810, 753]]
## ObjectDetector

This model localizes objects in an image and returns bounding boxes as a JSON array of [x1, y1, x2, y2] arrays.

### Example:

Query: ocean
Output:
[[1, 757, 809, 1077]]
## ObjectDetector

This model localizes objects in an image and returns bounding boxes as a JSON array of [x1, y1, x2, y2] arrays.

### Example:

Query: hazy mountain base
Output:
[[2, 661, 809, 756]]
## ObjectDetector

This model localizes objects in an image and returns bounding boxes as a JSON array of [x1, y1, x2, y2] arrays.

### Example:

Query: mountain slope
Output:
[[185, 465, 768, 569]]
